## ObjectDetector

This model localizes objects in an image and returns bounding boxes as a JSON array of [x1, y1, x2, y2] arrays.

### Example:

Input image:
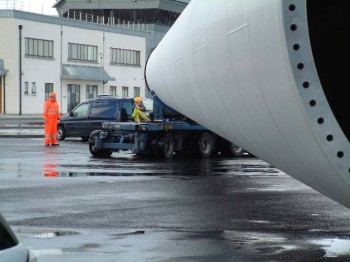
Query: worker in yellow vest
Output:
[[132, 97, 150, 123]]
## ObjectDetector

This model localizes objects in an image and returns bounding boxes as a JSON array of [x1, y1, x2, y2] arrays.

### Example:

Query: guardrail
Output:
[[62, 10, 150, 32]]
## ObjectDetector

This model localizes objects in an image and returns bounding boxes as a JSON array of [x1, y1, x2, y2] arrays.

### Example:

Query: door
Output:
[[64, 101, 91, 137], [67, 84, 80, 112]]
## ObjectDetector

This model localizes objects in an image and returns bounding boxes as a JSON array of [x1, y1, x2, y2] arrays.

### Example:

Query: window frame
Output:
[[31, 82, 37, 95], [24, 82, 29, 94], [122, 86, 129, 97], [68, 42, 98, 62], [25, 37, 54, 58], [110, 47, 141, 66], [45, 83, 54, 100]]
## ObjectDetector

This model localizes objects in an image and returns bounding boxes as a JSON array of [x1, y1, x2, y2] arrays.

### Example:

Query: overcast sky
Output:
[[21, 0, 58, 15]]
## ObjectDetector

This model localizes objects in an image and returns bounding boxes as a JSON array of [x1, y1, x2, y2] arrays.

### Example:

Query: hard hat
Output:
[[49, 92, 56, 98], [134, 96, 142, 102]]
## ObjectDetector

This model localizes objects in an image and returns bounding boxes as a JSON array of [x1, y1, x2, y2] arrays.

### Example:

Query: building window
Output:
[[25, 38, 53, 58], [110, 86, 117, 95], [68, 43, 97, 62], [134, 86, 140, 97], [31, 82, 36, 94], [111, 48, 140, 66], [45, 83, 54, 100], [86, 85, 98, 99], [122, 86, 128, 97], [24, 82, 29, 94]]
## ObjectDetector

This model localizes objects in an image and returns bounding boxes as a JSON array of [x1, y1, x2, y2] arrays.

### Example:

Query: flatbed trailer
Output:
[[89, 120, 244, 159], [88, 93, 245, 159]]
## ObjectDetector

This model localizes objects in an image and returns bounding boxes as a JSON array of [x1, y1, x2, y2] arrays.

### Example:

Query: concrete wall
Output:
[[21, 20, 62, 114], [0, 12, 146, 114], [0, 17, 19, 114]]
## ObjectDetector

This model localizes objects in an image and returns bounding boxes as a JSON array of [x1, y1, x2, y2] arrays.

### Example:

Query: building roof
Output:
[[53, 0, 189, 13], [62, 64, 115, 81]]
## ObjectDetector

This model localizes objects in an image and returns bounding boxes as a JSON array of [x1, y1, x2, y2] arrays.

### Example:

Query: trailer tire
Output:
[[222, 142, 244, 157], [89, 142, 112, 158], [198, 132, 214, 158], [89, 131, 112, 158], [161, 133, 175, 160]]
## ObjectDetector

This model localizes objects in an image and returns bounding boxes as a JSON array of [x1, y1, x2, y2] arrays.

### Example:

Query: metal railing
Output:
[[62, 10, 150, 32]]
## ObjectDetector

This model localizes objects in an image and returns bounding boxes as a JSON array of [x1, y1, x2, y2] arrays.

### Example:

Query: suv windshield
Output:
[[72, 103, 89, 117]]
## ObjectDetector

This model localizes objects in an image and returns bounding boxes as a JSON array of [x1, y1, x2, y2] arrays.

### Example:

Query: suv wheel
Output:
[[57, 125, 65, 141]]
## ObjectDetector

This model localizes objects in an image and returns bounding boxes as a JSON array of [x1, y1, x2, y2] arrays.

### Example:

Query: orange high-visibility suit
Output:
[[43, 93, 60, 146]]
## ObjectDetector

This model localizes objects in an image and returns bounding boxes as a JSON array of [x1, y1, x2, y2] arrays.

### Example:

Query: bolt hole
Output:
[[326, 135, 333, 141], [337, 151, 344, 158], [303, 82, 310, 88], [317, 118, 324, 124], [297, 63, 304, 70], [293, 44, 300, 50], [309, 100, 316, 107], [289, 5, 296, 11], [290, 24, 298, 31]]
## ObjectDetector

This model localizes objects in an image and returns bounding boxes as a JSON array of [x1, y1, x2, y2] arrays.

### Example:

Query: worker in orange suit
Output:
[[43, 92, 60, 146]]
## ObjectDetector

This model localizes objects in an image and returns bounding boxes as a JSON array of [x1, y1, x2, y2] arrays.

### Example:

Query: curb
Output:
[[0, 126, 43, 129], [0, 128, 44, 138], [0, 134, 43, 138]]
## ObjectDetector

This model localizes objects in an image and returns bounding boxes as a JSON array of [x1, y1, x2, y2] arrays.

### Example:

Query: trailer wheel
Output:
[[89, 132, 112, 158], [161, 133, 175, 160], [198, 132, 214, 158], [89, 142, 112, 158], [222, 142, 244, 157]]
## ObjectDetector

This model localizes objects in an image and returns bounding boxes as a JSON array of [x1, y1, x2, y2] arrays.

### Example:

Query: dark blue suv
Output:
[[57, 95, 135, 141]]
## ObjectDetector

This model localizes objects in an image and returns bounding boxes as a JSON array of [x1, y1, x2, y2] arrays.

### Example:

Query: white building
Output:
[[0, 10, 151, 115]]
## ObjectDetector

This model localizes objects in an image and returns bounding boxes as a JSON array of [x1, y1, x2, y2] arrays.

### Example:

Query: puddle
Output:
[[42, 161, 282, 177], [111, 230, 145, 238], [52, 171, 189, 177], [47, 170, 282, 177], [31, 249, 114, 257], [311, 238, 350, 257], [34, 230, 79, 239]]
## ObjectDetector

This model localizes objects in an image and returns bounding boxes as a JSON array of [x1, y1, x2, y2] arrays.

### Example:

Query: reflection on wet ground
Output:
[[43, 163, 59, 177], [43, 157, 283, 178], [17, 227, 350, 261], [312, 238, 350, 258], [4, 138, 350, 261]]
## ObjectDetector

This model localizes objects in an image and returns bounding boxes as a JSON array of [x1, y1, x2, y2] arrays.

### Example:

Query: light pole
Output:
[[99, 52, 103, 93]]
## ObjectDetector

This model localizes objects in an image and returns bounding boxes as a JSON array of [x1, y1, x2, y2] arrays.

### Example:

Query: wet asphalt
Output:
[[1, 117, 350, 261]]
